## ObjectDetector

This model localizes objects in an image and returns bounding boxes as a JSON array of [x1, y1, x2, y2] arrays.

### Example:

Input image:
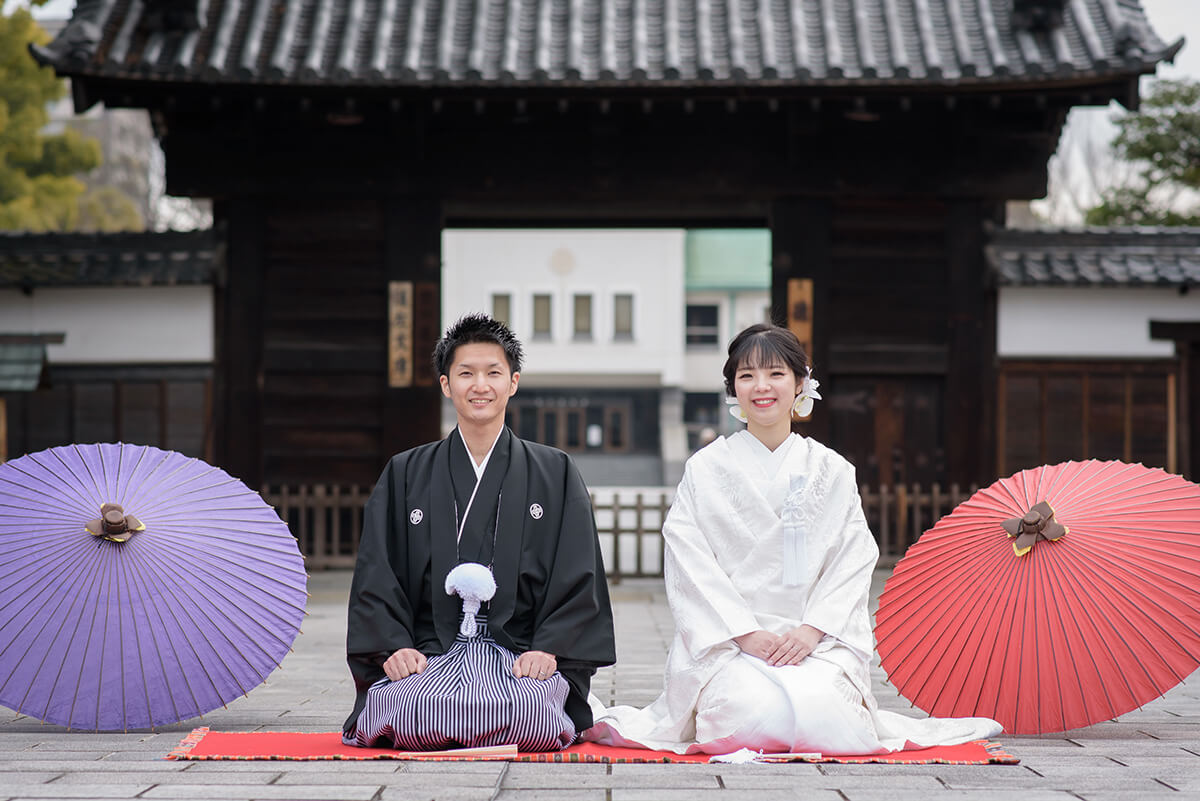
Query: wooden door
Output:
[[826, 377, 944, 487]]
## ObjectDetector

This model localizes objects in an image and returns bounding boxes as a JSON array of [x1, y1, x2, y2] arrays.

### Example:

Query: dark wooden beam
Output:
[[771, 197, 833, 444], [162, 103, 1057, 202], [1150, 320, 1200, 479], [944, 199, 997, 485], [212, 199, 265, 488], [381, 196, 444, 461]]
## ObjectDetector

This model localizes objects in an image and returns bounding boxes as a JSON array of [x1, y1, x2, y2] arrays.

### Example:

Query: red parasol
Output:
[[875, 460, 1200, 734]]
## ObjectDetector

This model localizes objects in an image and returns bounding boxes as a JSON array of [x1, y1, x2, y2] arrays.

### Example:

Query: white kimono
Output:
[[586, 431, 1000, 755]]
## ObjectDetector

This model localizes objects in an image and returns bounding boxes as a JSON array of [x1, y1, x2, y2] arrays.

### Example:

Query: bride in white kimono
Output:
[[586, 324, 1000, 755]]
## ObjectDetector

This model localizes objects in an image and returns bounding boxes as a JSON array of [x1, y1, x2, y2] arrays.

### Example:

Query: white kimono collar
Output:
[[457, 427, 504, 480]]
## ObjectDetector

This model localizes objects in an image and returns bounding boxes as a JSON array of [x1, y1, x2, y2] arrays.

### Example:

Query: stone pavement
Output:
[[3, 569, 1199, 801]]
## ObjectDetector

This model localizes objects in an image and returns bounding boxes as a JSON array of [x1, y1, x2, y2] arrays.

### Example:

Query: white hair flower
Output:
[[792, 370, 822, 418], [725, 395, 748, 423]]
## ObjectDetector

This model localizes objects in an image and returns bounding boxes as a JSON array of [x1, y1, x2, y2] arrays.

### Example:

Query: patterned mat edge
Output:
[[166, 727, 209, 760], [166, 728, 1019, 764], [512, 741, 1020, 765]]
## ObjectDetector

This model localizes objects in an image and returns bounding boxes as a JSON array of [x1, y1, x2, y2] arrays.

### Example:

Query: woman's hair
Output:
[[722, 323, 811, 396], [433, 313, 525, 377]]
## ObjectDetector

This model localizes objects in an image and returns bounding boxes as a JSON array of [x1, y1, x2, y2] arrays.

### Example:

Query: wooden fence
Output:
[[262, 485, 367, 570], [860, 483, 980, 562], [264, 483, 979, 574]]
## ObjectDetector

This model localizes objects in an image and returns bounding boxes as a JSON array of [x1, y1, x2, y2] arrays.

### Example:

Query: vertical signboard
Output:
[[388, 280, 413, 387], [788, 278, 815, 421], [787, 278, 813, 359]]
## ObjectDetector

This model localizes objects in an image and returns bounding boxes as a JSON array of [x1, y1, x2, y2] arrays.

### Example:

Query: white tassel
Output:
[[781, 474, 807, 586], [709, 748, 764, 764], [445, 562, 497, 638]]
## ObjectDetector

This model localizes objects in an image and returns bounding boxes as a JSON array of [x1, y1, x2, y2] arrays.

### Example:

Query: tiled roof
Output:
[[987, 227, 1200, 287], [0, 230, 218, 289], [34, 0, 1178, 88]]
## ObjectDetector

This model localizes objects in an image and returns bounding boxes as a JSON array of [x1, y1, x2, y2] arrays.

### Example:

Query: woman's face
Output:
[[734, 360, 799, 428]]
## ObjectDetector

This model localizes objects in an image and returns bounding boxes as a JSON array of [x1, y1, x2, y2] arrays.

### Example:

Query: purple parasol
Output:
[[0, 443, 307, 730]]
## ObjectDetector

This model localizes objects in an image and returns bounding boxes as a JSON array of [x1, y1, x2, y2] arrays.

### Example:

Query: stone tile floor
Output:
[[2, 570, 1198, 800]]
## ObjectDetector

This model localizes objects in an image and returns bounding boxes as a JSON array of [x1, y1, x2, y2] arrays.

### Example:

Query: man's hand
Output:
[[765, 624, 824, 666], [733, 630, 780, 661], [513, 650, 557, 680], [382, 648, 427, 680]]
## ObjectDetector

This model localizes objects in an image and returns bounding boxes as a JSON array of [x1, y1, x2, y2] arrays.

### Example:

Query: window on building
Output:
[[540, 409, 560, 447], [606, 406, 629, 451], [492, 293, 511, 326], [533, 294, 552, 339], [508, 396, 637, 454], [613, 294, 633, 339], [684, 392, 722, 451], [686, 304, 719, 346], [564, 408, 584, 449], [573, 294, 592, 339]]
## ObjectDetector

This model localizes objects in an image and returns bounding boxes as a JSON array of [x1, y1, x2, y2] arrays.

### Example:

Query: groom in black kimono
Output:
[[343, 313, 616, 748]]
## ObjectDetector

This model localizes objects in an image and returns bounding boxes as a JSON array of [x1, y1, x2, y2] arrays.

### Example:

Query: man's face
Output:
[[440, 342, 519, 429]]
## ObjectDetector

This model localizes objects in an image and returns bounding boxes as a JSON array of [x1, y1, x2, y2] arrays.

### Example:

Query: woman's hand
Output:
[[382, 647, 427, 680], [733, 630, 780, 660], [765, 624, 824, 666], [514, 650, 558, 680]]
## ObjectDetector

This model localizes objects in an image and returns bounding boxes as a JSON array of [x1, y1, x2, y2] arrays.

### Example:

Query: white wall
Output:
[[997, 287, 1199, 358], [442, 230, 687, 386], [0, 286, 214, 363]]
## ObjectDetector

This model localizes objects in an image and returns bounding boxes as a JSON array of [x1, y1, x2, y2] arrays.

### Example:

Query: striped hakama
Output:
[[345, 616, 576, 751]]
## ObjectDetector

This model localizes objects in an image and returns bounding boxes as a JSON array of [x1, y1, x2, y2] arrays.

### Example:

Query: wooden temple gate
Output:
[[33, 0, 1178, 498]]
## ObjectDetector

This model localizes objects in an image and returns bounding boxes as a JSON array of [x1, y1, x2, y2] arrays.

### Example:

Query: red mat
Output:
[[167, 728, 1018, 764]]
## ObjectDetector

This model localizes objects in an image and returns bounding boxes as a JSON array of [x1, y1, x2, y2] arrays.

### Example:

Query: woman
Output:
[[586, 323, 1000, 755]]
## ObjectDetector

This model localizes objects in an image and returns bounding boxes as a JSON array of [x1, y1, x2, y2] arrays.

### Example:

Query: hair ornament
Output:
[[725, 395, 748, 424], [792, 369, 822, 418]]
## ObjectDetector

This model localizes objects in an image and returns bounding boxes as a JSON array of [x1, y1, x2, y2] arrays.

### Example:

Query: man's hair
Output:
[[433, 313, 525, 377], [722, 323, 810, 396]]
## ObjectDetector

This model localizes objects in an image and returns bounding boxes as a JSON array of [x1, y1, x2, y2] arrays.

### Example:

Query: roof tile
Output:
[[988, 227, 1200, 287], [0, 231, 218, 289], [34, 0, 1177, 87]]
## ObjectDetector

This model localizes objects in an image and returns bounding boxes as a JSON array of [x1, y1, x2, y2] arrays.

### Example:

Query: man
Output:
[[343, 313, 616, 751]]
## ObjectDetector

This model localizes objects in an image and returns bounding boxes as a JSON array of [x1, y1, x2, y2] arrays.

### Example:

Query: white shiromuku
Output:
[[585, 430, 1001, 755]]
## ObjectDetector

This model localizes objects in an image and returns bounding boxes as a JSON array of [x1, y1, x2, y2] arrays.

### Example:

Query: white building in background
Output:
[[679, 230, 772, 450], [442, 230, 690, 485]]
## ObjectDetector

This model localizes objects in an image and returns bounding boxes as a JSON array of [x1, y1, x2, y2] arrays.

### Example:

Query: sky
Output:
[[1035, 0, 1198, 223]]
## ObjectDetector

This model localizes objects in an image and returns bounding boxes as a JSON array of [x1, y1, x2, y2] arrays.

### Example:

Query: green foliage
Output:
[[0, 8, 140, 232], [78, 185, 144, 232], [1087, 79, 1200, 226]]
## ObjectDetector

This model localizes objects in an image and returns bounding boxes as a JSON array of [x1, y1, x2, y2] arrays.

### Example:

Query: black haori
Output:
[[344, 615, 576, 751]]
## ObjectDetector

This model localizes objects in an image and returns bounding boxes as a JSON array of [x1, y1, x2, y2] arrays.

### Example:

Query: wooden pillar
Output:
[[770, 198, 833, 443], [1150, 321, 1200, 480], [212, 198, 265, 487], [1184, 341, 1199, 481], [381, 196, 443, 459], [944, 200, 996, 485]]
